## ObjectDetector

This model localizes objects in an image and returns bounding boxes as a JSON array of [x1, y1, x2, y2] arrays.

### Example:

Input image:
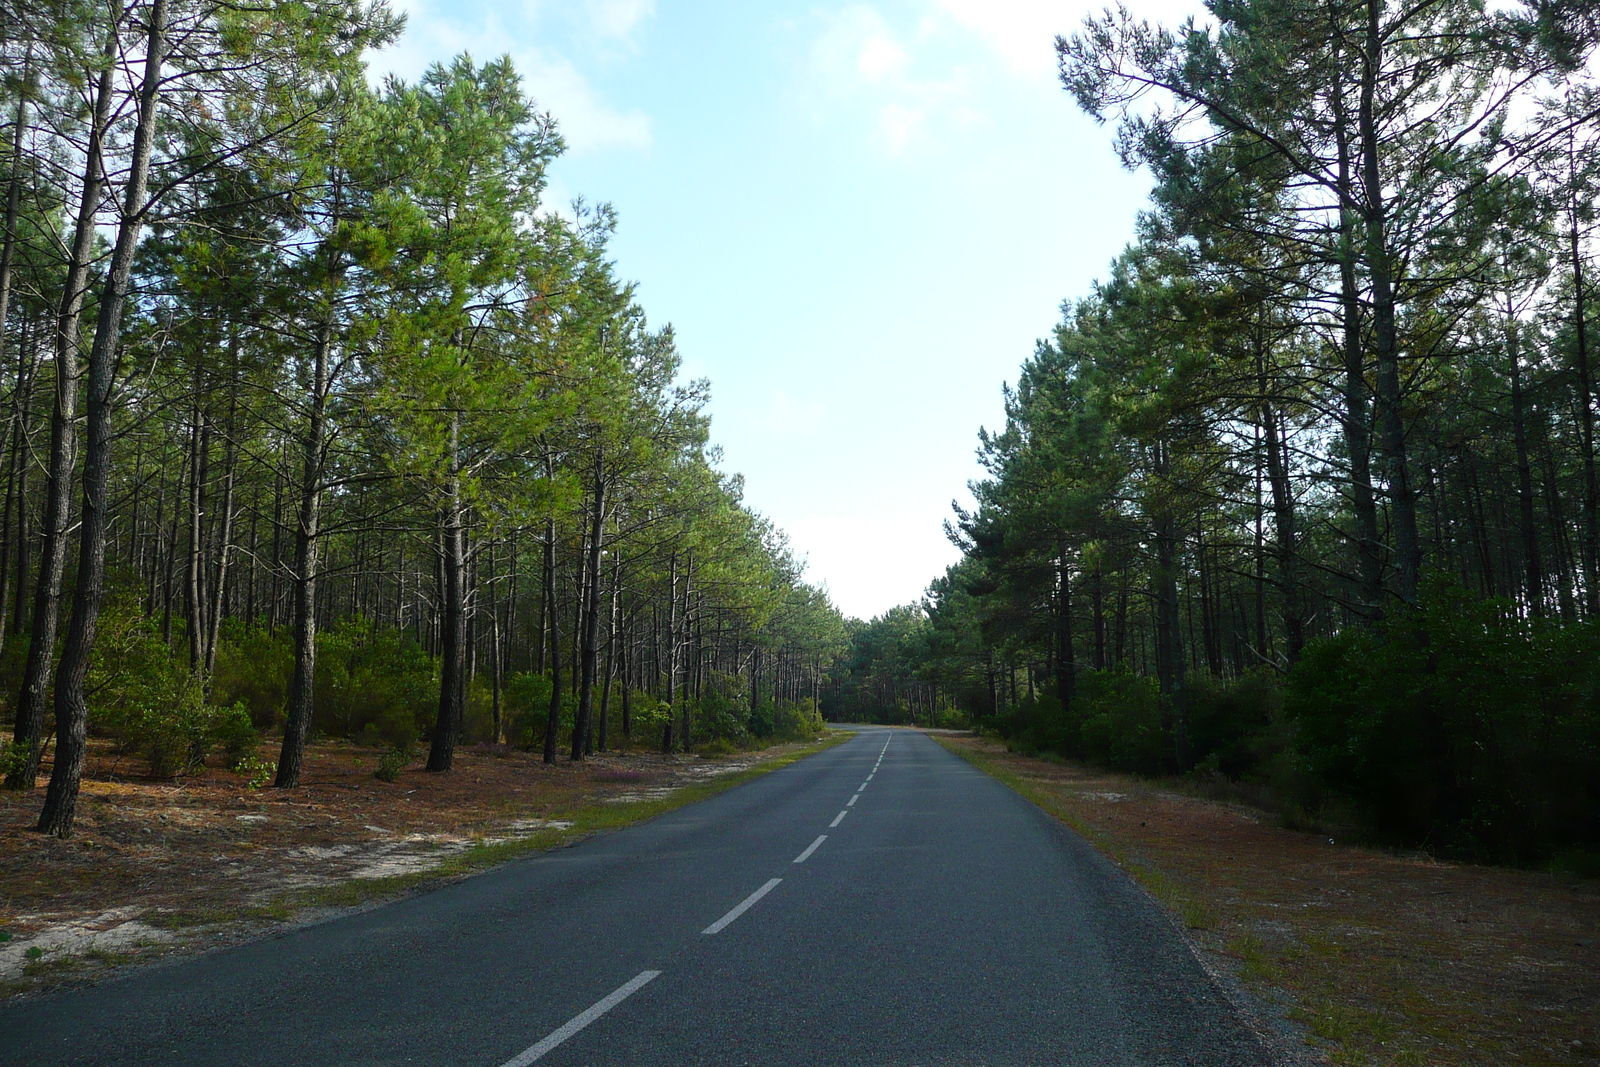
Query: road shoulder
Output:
[[936, 732, 1600, 1067]]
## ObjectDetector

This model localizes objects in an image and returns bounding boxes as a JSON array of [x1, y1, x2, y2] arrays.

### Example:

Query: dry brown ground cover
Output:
[[0, 733, 844, 996], [938, 733, 1600, 1067]]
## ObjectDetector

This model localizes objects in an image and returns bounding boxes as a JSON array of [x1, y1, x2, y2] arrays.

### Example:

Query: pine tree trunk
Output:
[[1360, 0, 1422, 604], [1569, 201, 1598, 616], [542, 516, 562, 764], [1505, 303, 1543, 615], [598, 537, 620, 752], [185, 405, 208, 672], [1333, 76, 1385, 616], [661, 553, 678, 753], [37, 0, 168, 835], [1055, 554, 1074, 712], [1152, 442, 1189, 770], [571, 451, 605, 761], [274, 319, 332, 789], [9, 18, 120, 793], [427, 413, 466, 773]]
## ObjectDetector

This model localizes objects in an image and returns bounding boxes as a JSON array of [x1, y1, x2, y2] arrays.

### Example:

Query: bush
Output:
[[503, 671, 555, 749], [89, 602, 259, 776], [1286, 579, 1600, 863], [235, 755, 276, 789], [1077, 666, 1169, 774], [692, 689, 752, 748], [1186, 670, 1282, 781], [374, 746, 410, 782], [314, 618, 435, 747], [768, 700, 825, 741], [211, 620, 292, 729], [0, 739, 30, 782], [697, 737, 739, 758]]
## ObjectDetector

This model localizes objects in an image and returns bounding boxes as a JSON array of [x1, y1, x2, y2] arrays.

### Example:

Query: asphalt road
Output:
[[0, 727, 1272, 1066]]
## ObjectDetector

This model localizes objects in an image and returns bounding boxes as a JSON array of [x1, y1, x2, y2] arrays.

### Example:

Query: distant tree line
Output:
[[0, 0, 846, 836], [838, 0, 1600, 868]]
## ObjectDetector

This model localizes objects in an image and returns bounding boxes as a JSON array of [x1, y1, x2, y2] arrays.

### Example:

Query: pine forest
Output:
[[825, 0, 1600, 871], [0, 0, 847, 837]]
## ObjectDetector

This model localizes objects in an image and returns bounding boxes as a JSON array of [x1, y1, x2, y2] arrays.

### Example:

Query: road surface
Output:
[[0, 726, 1271, 1066]]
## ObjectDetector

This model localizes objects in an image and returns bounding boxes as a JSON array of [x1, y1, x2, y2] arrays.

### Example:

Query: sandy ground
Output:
[[939, 734, 1600, 1067]]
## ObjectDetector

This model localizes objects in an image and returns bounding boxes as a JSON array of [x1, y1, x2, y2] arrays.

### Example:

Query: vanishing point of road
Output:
[[0, 727, 1272, 1066]]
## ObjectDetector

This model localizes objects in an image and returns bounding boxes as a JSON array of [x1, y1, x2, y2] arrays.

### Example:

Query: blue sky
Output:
[[374, 0, 1204, 620]]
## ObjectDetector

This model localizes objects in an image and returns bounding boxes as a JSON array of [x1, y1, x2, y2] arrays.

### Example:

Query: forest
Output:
[[827, 0, 1600, 870], [0, 0, 848, 838]]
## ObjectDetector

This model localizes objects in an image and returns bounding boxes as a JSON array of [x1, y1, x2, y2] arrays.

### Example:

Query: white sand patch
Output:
[[602, 787, 678, 804], [0, 907, 174, 979]]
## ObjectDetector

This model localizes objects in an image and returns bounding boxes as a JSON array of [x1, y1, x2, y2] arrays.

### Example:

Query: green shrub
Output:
[[374, 747, 409, 782], [88, 602, 259, 776], [1186, 670, 1281, 781], [211, 620, 292, 729], [768, 700, 825, 741], [1076, 665, 1168, 774], [1286, 579, 1600, 863], [314, 618, 435, 746], [0, 739, 31, 781], [693, 689, 753, 748], [697, 737, 739, 758], [235, 755, 276, 789], [503, 671, 555, 749]]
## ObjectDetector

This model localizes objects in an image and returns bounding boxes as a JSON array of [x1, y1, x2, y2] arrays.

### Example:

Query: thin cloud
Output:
[[367, 0, 653, 154]]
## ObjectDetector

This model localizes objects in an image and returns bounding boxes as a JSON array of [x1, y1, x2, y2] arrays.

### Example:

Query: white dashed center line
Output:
[[703, 878, 783, 935], [829, 810, 848, 828], [847, 794, 860, 806], [500, 970, 661, 1066], [793, 834, 827, 863]]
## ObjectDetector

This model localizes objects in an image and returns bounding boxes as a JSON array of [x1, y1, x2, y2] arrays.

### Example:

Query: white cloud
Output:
[[857, 32, 910, 81], [795, 6, 976, 154], [584, 0, 655, 40], [937, 0, 1212, 79], [935, 0, 1068, 80], [514, 50, 652, 152], [367, 0, 653, 154]]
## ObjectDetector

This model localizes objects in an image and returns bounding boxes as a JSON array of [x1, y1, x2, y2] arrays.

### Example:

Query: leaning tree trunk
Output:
[[1151, 441, 1189, 771], [7, 21, 119, 792], [661, 553, 678, 753], [1569, 195, 1599, 617], [37, 0, 168, 836], [1259, 336, 1305, 664], [1055, 553, 1075, 713], [599, 551, 619, 752], [678, 555, 693, 750]]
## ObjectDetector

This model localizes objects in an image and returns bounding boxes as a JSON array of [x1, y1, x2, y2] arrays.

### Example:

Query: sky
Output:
[[372, 0, 1206, 621]]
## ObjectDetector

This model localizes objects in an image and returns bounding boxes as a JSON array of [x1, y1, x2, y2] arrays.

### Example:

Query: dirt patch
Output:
[[0, 735, 839, 996], [938, 733, 1600, 1067]]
